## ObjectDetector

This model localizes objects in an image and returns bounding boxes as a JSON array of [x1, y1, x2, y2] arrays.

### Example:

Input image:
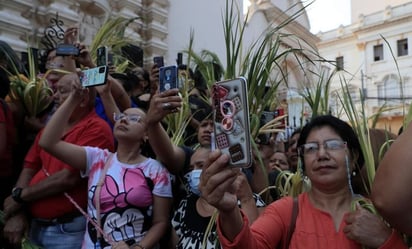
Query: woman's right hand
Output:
[[199, 150, 239, 213], [146, 89, 182, 125]]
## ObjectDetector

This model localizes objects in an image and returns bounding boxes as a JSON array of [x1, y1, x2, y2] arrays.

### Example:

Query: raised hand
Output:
[[199, 150, 239, 213], [75, 43, 95, 68], [146, 88, 182, 125], [64, 26, 79, 45]]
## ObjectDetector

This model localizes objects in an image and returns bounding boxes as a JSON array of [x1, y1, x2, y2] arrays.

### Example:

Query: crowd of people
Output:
[[0, 24, 412, 249]]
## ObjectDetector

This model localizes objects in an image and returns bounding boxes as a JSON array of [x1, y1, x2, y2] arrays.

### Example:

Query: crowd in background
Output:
[[0, 24, 412, 249]]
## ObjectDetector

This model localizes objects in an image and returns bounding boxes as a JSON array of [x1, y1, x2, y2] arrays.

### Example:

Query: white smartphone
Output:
[[81, 66, 109, 88], [211, 77, 252, 168]]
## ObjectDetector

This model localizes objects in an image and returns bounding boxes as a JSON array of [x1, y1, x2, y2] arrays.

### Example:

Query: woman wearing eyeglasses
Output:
[[199, 115, 407, 249], [39, 75, 173, 249]]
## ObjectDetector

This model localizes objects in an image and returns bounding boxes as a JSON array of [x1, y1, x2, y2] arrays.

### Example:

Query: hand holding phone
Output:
[[212, 77, 252, 168], [81, 66, 109, 88]]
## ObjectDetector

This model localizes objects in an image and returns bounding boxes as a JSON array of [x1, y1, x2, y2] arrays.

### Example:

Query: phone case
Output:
[[56, 44, 80, 56], [159, 65, 178, 92], [81, 66, 108, 88], [96, 46, 108, 66], [153, 56, 164, 68], [212, 77, 252, 168]]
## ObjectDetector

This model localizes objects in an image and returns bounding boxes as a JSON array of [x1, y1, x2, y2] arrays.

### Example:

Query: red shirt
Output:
[[218, 192, 407, 249], [24, 110, 115, 219], [0, 100, 15, 177]]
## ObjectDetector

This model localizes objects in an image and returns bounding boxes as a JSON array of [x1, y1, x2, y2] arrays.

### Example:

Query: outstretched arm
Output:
[[95, 75, 120, 124], [372, 124, 412, 236], [39, 74, 87, 171], [146, 89, 185, 174]]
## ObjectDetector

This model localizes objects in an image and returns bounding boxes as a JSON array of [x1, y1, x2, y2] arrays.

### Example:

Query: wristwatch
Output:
[[11, 187, 25, 204]]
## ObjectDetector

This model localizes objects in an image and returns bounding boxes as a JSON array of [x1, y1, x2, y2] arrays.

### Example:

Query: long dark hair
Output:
[[0, 40, 25, 74]]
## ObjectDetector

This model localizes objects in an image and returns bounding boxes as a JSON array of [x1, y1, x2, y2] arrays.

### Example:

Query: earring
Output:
[[345, 154, 355, 196], [352, 170, 357, 177]]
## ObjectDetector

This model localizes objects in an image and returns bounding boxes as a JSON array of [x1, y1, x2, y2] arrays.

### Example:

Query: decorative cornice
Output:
[[255, 1, 320, 47]]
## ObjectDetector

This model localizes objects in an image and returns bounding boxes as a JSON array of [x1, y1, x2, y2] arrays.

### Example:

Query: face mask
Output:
[[188, 169, 202, 196]]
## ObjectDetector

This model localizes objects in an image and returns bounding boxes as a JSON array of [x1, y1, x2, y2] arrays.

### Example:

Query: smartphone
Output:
[[211, 77, 252, 168], [177, 52, 183, 66], [153, 56, 164, 68], [159, 65, 178, 92], [96, 46, 108, 66], [56, 44, 80, 56], [81, 66, 109, 88]]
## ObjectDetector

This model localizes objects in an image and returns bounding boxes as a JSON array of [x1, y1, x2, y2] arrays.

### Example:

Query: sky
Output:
[[305, 0, 351, 33], [243, 0, 351, 34]]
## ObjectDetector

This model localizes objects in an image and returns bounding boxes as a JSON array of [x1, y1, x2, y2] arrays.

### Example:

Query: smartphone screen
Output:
[[96, 46, 108, 66], [153, 56, 164, 68], [212, 77, 252, 167], [81, 66, 108, 88], [56, 44, 80, 56], [159, 65, 178, 92]]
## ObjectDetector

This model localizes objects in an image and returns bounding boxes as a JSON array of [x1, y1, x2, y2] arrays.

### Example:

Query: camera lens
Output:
[[99, 66, 106, 73]]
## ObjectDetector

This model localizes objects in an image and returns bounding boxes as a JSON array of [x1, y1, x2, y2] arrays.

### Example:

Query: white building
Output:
[[0, 0, 318, 129], [317, 0, 412, 132]]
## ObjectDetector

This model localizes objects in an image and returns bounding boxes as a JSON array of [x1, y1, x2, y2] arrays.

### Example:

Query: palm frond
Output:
[[89, 17, 140, 69]]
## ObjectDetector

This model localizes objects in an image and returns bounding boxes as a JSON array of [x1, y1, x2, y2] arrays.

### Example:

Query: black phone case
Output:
[[96, 46, 108, 66], [212, 77, 252, 168], [153, 56, 164, 68]]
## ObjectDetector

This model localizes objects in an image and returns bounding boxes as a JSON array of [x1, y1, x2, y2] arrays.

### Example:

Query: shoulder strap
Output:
[[284, 197, 299, 249]]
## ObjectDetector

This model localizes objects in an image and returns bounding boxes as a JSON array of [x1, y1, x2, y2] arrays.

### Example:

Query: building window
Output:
[[397, 38, 408, 56], [378, 74, 403, 106], [336, 56, 344, 71], [373, 44, 383, 61]]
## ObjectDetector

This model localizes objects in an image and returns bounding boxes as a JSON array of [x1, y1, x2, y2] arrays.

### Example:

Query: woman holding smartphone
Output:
[[199, 115, 407, 249], [39, 74, 172, 249]]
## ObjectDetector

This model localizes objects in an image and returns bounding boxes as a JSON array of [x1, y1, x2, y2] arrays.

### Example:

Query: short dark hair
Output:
[[297, 115, 364, 171]]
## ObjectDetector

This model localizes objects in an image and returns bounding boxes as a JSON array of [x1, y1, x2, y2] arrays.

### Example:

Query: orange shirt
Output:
[[218, 192, 407, 249]]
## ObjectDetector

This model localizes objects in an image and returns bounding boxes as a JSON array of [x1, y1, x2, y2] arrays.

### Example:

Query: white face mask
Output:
[[188, 169, 202, 196]]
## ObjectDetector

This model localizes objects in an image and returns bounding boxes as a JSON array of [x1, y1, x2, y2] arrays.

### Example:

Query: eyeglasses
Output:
[[113, 113, 142, 123], [300, 139, 346, 155]]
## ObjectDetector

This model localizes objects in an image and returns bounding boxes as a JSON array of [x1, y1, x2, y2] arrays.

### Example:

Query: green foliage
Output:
[[89, 17, 140, 70], [300, 69, 335, 117], [338, 77, 375, 193]]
